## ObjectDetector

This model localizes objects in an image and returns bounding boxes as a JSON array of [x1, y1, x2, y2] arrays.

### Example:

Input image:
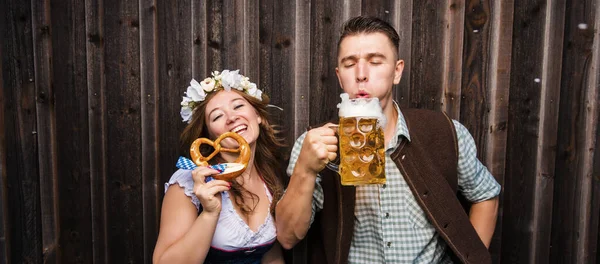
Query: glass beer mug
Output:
[[327, 94, 386, 185]]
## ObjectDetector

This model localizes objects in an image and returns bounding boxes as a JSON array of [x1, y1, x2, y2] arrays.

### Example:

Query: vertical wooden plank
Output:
[[241, 0, 260, 82], [103, 0, 143, 262], [49, 0, 93, 262], [410, 0, 463, 112], [206, 0, 223, 71], [192, 0, 207, 77], [461, 0, 491, 153], [392, 0, 413, 109], [258, 0, 297, 152], [592, 120, 600, 264], [84, 0, 108, 262], [293, 0, 311, 137], [31, 0, 59, 262], [0, 6, 9, 262], [484, 1, 514, 262], [309, 0, 346, 125], [361, 0, 394, 19], [139, 0, 159, 263], [532, 1, 565, 263], [502, 1, 565, 263], [441, 1, 465, 119], [551, 0, 600, 263], [156, 0, 192, 189], [221, 0, 243, 70]]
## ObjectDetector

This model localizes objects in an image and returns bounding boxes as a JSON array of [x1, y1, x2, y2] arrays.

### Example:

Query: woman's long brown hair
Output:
[[180, 89, 285, 217]]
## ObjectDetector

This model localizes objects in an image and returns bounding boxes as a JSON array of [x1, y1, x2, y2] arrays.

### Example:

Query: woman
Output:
[[153, 70, 285, 263]]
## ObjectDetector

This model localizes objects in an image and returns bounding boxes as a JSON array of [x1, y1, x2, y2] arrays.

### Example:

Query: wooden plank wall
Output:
[[1, 0, 599, 263]]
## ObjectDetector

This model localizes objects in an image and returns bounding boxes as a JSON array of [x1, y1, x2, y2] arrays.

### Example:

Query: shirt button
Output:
[[401, 154, 406, 160], [385, 212, 390, 218], [382, 184, 387, 189], [387, 242, 392, 247]]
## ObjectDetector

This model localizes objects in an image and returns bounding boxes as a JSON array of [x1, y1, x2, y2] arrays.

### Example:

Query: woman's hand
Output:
[[296, 124, 338, 175], [192, 167, 231, 216]]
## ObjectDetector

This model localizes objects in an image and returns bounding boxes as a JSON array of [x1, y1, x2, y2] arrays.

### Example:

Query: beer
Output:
[[334, 93, 386, 185], [338, 116, 386, 185]]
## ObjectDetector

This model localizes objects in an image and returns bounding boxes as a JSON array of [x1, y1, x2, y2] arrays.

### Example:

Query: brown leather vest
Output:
[[305, 109, 492, 264]]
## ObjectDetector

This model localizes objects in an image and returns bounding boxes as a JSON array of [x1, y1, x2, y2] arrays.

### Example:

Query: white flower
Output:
[[186, 79, 206, 101], [246, 82, 261, 100], [220, 70, 243, 91], [200, 77, 216, 92], [180, 106, 193, 123], [181, 96, 192, 106]]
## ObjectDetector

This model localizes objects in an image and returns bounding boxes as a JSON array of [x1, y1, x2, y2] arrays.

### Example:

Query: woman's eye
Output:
[[234, 104, 244, 109], [212, 115, 222, 122]]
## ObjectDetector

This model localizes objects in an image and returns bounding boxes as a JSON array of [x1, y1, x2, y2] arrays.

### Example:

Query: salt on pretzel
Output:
[[190, 132, 251, 181]]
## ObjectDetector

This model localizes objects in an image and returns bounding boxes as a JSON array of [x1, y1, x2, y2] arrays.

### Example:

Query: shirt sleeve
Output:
[[284, 132, 324, 226], [453, 120, 502, 203]]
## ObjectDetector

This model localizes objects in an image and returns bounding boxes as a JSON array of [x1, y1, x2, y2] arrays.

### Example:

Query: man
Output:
[[276, 16, 500, 263]]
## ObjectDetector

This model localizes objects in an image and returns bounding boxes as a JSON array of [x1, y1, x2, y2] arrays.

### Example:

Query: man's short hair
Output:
[[337, 16, 400, 57]]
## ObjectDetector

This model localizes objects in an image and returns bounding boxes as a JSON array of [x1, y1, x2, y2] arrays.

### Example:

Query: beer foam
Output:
[[337, 93, 387, 128]]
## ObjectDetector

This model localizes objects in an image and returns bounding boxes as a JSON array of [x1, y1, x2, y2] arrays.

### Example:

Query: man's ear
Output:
[[393, 60, 404, 84]]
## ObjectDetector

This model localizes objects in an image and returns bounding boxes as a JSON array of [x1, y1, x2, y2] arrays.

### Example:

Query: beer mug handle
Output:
[[325, 124, 340, 172]]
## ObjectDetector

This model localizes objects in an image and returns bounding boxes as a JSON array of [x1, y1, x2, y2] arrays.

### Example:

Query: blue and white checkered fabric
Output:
[[176, 156, 228, 182]]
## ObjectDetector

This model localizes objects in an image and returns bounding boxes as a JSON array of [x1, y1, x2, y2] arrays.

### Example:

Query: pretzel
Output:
[[190, 132, 251, 181]]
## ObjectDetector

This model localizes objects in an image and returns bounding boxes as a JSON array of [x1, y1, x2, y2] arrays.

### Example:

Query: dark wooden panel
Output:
[[309, 0, 345, 125], [484, 1, 515, 262], [192, 0, 208, 77], [461, 0, 491, 157], [410, 0, 451, 111], [139, 0, 159, 263], [391, 0, 413, 109], [156, 0, 193, 186], [551, 0, 598, 263], [30, 0, 58, 262], [361, 0, 395, 19], [49, 0, 92, 262], [0, 1, 10, 261], [258, 0, 297, 155], [206, 0, 223, 71], [502, 1, 554, 263], [84, 0, 108, 262], [103, 0, 143, 262]]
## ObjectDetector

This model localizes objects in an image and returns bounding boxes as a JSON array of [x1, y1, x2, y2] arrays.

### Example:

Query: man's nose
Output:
[[356, 62, 368, 82]]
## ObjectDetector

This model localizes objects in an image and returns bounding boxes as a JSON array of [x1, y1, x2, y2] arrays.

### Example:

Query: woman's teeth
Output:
[[231, 125, 247, 133]]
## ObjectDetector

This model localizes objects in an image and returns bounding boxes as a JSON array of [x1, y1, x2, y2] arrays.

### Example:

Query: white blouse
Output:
[[165, 169, 277, 251]]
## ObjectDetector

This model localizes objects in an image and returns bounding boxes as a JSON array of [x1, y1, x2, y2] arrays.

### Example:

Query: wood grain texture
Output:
[[392, 0, 413, 108], [309, 0, 344, 125], [31, 0, 58, 262], [50, 0, 92, 262], [84, 0, 108, 262], [103, 0, 143, 262], [502, 1, 554, 263], [139, 0, 159, 263], [410, 0, 448, 111], [485, 1, 514, 262], [1, 1, 599, 263], [0, 1, 10, 262], [551, 0, 599, 263]]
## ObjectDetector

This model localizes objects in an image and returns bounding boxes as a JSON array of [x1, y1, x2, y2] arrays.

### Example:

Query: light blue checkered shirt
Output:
[[286, 102, 501, 263]]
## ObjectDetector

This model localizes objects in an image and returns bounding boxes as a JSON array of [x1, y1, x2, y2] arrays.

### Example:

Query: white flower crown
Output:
[[180, 69, 263, 123]]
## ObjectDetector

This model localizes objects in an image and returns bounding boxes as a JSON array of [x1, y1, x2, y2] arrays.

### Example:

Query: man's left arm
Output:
[[453, 120, 502, 249], [469, 197, 499, 248]]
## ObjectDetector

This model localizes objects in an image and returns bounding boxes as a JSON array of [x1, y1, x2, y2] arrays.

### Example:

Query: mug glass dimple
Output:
[[332, 116, 386, 185]]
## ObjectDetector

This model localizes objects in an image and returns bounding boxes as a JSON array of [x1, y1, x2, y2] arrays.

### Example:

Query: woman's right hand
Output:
[[191, 167, 231, 216]]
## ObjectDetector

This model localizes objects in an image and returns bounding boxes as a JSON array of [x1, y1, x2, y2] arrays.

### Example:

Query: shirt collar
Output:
[[392, 101, 411, 144]]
